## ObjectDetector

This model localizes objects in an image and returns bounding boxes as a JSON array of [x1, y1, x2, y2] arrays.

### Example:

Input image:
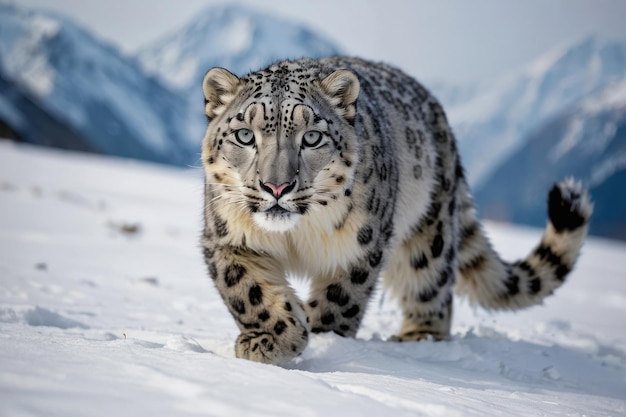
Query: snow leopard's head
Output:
[[201, 60, 360, 233]]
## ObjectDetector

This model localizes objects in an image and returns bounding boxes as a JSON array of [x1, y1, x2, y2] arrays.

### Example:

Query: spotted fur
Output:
[[200, 57, 592, 364]]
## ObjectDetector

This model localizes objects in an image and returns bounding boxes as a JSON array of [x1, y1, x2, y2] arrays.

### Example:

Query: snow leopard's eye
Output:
[[235, 129, 255, 146], [302, 131, 323, 148]]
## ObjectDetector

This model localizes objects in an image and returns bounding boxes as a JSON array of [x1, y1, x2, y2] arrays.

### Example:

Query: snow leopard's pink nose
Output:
[[261, 180, 295, 199]]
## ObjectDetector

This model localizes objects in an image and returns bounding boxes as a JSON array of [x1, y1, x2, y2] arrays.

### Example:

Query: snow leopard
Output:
[[200, 57, 592, 365]]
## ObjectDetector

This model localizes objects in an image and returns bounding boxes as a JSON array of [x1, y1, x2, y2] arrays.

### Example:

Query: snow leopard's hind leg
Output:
[[384, 189, 459, 342], [383, 100, 461, 342]]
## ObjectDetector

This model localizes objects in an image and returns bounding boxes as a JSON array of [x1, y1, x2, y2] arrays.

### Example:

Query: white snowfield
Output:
[[0, 141, 624, 417]]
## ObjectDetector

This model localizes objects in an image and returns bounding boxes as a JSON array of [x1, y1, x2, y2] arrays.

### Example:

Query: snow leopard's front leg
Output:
[[203, 244, 308, 365]]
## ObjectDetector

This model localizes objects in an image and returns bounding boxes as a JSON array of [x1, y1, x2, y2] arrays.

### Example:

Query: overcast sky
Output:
[[15, 0, 626, 83]]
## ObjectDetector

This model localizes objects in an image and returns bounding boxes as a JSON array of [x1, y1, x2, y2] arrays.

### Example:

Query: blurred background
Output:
[[2, 0, 626, 240]]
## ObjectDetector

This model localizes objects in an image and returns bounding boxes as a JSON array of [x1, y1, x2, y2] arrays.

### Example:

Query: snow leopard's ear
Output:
[[203, 68, 241, 120], [319, 69, 360, 125]]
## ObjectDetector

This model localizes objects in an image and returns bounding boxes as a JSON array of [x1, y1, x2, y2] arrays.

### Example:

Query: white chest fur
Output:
[[224, 202, 368, 278]]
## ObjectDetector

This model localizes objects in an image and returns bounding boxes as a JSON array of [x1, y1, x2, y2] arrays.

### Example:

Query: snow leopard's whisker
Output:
[[204, 190, 240, 208]]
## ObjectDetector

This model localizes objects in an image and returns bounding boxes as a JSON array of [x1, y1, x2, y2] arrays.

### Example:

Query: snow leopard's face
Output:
[[201, 62, 360, 232]]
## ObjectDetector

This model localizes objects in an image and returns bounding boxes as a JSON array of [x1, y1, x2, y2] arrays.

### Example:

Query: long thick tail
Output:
[[455, 178, 593, 310]]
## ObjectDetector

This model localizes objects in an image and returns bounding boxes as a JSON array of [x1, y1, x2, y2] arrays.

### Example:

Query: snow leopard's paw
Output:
[[235, 325, 308, 365]]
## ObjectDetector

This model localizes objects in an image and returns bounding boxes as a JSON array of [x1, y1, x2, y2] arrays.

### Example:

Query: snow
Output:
[[216, 16, 253, 55], [590, 154, 626, 187], [170, 57, 198, 90], [140, 41, 198, 90], [15, 14, 59, 97], [582, 78, 626, 113], [550, 116, 585, 162], [526, 46, 566, 79], [1, 141, 625, 417], [549, 78, 626, 166], [0, 5, 58, 97]]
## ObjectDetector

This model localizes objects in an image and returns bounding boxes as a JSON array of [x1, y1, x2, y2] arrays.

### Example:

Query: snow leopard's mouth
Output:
[[265, 205, 291, 215], [253, 204, 301, 232]]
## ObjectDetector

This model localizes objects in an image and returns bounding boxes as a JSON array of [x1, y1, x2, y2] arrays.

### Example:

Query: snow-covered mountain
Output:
[[0, 4, 192, 165], [137, 4, 340, 89], [0, 68, 96, 152], [0, 3, 341, 163], [474, 78, 626, 240], [136, 4, 341, 148], [447, 36, 626, 186]]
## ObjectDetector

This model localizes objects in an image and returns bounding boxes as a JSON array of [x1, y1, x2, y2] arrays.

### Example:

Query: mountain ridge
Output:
[[136, 3, 341, 148], [473, 77, 626, 240], [0, 3, 192, 165], [0, 3, 341, 164], [446, 35, 626, 187]]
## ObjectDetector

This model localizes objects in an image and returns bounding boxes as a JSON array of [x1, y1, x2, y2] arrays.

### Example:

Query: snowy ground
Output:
[[1, 141, 625, 417]]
